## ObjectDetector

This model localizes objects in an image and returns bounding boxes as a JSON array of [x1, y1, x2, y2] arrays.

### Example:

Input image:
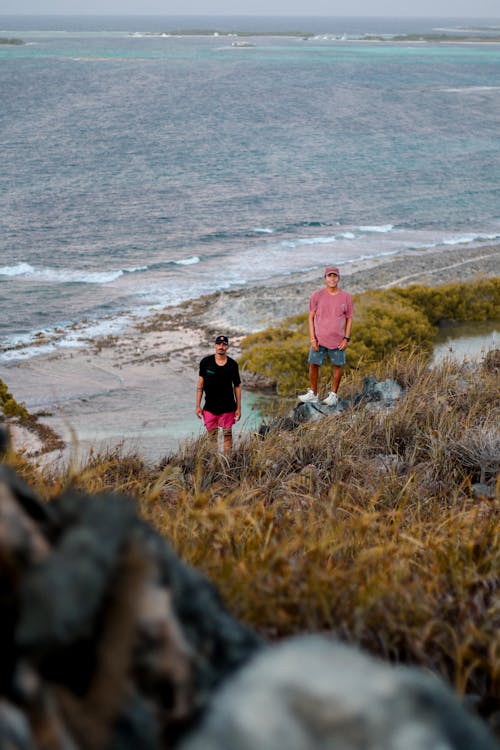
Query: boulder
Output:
[[354, 376, 404, 408], [258, 378, 404, 436], [293, 398, 350, 423], [0, 466, 261, 749], [180, 635, 499, 750], [471, 483, 496, 500]]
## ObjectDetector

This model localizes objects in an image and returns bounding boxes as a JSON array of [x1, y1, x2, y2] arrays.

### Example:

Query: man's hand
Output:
[[235, 408, 241, 422], [196, 407, 203, 419], [311, 337, 320, 352]]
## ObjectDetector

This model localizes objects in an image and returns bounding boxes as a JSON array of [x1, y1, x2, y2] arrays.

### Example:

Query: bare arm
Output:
[[308, 309, 319, 351], [345, 316, 352, 339], [196, 375, 204, 418], [234, 385, 241, 421], [339, 317, 353, 351]]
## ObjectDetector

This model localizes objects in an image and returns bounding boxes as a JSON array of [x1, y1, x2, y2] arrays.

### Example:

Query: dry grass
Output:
[[7, 350, 499, 704]]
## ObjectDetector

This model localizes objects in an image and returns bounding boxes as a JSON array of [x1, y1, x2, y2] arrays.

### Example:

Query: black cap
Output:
[[215, 335, 229, 345]]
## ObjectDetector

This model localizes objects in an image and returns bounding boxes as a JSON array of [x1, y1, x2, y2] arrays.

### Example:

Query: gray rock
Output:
[[0, 471, 262, 749], [257, 400, 347, 436], [258, 377, 403, 436], [293, 399, 350, 423], [471, 483, 496, 500], [354, 376, 404, 408], [294, 402, 332, 422], [180, 635, 499, 750], [0, 699, 36, 750]]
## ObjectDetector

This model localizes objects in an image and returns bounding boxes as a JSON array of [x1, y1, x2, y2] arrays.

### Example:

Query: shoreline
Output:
[[2, 242, 499, 465]]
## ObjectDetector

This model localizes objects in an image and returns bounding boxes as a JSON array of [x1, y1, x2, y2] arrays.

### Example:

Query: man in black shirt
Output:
[[196, 335, 241, 453]]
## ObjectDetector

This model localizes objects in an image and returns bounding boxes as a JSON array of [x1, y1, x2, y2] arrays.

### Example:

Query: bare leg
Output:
[[309, 363, 320, 394], [222, 428, 233, 454], [207, 428, 218, 449], [332, 365, 343, 394]]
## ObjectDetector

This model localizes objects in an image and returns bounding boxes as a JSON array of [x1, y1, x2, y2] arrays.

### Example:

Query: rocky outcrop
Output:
[[260, 377, 404, 436], [353, 375, 405, 408], [180, 635, 499, 750]]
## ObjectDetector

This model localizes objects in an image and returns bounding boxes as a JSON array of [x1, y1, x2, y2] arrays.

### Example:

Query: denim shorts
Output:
[[308, 345, 346, 366]]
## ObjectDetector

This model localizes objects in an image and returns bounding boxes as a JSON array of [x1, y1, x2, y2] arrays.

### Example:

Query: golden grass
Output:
[[6, 349, 499, 702]]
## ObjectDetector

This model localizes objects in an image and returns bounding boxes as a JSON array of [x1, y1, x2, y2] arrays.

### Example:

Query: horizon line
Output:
[[1, 13, 500, 19]]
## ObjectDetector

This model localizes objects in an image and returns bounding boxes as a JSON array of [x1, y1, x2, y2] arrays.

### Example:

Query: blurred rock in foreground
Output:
[[180, 635, 499, 750], [0, 459, 261, 749]]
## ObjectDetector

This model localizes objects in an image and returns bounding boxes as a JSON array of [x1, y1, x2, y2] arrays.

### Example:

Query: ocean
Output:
[[1, 15, 500, 362]]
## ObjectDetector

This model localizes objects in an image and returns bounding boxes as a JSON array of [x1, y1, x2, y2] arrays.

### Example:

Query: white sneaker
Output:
[[298, 388, 319, 403], [323, 391, 338, 407]]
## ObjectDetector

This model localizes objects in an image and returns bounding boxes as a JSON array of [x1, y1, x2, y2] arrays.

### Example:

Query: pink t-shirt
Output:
[[309, 288, 353, 349]]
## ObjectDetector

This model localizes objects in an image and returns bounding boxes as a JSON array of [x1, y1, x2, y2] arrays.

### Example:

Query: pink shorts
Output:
[[202, 410, 236, 430]]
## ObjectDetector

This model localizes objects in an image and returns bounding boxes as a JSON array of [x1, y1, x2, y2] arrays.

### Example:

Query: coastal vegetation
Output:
[[239, 278, 500, 395], [6, 346, 499, 717], [0, 377, 63, 453], [0, 378, 29, 421]]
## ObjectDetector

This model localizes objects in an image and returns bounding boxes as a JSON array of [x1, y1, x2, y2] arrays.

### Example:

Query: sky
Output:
[[2, 1, 499, 18]]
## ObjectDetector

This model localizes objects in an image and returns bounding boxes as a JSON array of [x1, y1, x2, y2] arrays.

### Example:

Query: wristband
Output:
[[343, 336, 350, 341]]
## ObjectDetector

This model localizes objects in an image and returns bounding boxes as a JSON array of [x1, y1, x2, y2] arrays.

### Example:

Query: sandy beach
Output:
[[1, 243, 499, 465]]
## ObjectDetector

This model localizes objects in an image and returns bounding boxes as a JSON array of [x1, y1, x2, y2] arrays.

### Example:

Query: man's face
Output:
[[215, 342, 229, 355], [325, 272, 339, 289]]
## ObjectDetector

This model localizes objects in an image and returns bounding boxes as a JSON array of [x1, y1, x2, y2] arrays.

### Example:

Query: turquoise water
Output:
[[1, 15, 500, 359]]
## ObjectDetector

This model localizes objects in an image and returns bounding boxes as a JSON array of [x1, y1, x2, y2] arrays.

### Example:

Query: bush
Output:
[[394, 278, 500, 325], [0, 378, 29, 421], [241, 338, 310, 394], [346, 291, 434, 367]]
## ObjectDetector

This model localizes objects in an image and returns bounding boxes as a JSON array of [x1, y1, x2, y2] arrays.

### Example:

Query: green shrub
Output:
[[347, 291, 434, 366], [0, 378, 30, 421], [241, 339, 310, 394], [394, 278, 500, 325]]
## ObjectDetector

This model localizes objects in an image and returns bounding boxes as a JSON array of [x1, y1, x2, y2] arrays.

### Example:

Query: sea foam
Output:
[[174, 256, 200, 266], [0, 262, 35, 277], [358, 225, 394, 233], [0, 264, 145, 284]]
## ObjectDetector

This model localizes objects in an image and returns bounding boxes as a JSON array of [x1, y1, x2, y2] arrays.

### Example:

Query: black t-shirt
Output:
[[199, 354, 241, 415]]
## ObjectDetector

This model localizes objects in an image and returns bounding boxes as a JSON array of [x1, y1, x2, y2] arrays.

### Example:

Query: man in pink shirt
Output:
[[298, 266, 353, 406]]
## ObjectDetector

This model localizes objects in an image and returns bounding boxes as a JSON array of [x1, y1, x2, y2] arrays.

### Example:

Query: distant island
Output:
[[132, 30, 316, 38], [0, 37, 24, 45], [131, 30, 500, 43], [376, 33, 500, 42]]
